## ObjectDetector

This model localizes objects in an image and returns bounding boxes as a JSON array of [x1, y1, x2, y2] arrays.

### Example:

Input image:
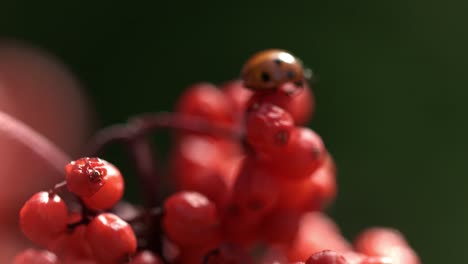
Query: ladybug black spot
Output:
[[261, 72, 271, 82], [274, 58, 282, 65], [287, 71, 296, 79]]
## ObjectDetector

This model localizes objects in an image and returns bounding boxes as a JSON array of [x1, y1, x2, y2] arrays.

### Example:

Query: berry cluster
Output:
[[14, 50, 420, 264]]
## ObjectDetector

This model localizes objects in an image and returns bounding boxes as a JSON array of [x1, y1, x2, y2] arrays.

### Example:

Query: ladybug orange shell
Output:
[[241, 49, 304, 91]]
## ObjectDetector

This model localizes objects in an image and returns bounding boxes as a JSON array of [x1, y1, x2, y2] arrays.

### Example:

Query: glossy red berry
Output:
[[81, 161, 124, 211], [245, 103, 294, 154], [261, 209, 302, 245], [86, 213, 137, 264], [203, 244, 253, 264], [130, 250, 163, 264], [248, 81, 314, 125], [305, 250, 348, 264], [221, 80, 253, 117], [286, 212, 351, 262], [65, 157, 108, 197], [354, 228, 420, 264], [274, 152, 337, 211], [162, 191, 221, 247], [361, 256, 393, 264], [171, 135, 229, 206], [13, 249, 59, 264], [222, 156, 279, 245], [269, 127, 326, 180], [19, 191, 68, 247], [176, 82, 236, 127], [241, 49, 304, 91], [49, 224, 94, 261]]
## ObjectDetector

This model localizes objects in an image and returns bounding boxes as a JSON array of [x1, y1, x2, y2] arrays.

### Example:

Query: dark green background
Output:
[[2, 1, 465, 263]]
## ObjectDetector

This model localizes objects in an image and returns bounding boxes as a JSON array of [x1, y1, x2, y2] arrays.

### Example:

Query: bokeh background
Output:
[[2, 1, 466, 263]]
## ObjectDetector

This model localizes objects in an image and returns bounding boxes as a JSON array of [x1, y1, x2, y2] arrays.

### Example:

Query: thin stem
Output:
[[127, 136, 160, 208], [85, 113, 243, 157], [128, 112, 243, 139], [50, 180, 67, 194], [84, 124, 132, 157], [0, 111, 71, 177], [125, 207, 163, 224]]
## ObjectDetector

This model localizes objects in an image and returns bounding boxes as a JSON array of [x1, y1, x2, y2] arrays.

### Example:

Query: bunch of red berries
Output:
[[14, 50, 420, 264]]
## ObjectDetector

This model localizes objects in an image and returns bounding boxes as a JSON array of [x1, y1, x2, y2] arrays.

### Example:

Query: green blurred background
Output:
[[2, 1, 465, 263]]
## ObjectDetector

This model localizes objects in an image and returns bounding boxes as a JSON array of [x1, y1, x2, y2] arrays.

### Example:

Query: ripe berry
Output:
[[203, 244, 253, 264], [245, 103, 294, 155], [13, 249, 59, 264], [49, 224, 94, 261], [221, 80, 253, 117], [274, 152, 337, 211], [176, 82, 236, 127], [305, 250, 348, 264], [261, 209, 302, 245], [354, 228, 420, 264], [19, 191, 68, 247], [361, 256, 393, 264], [286, 213, 351, 262], [222, 156, 279, 244], [308, 153, 337, 208], [81, 161, 124, 211], [130, 250, 163, 264], [162, 191, 221, 247], [268, 127, 326, 180], [86, 213, 137, 264], [248, 81, 314, 125], [171, 135, 229, 206], [65, 157, 108, 197]]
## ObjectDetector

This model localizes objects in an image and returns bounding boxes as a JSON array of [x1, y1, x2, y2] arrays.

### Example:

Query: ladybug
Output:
[[241, 49, 305, 91]]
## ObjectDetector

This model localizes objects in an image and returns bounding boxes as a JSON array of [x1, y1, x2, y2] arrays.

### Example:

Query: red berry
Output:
[[286, 212, 351, 262], [222, 156, 279, 245], [245, 103, 294, 154], [163, 191, 221, 247], [269, 127, 326, 180], [261, 209, 302, 245], [305, 250, 348, 264], [65, 157, 109, 198], [13, 249, 58, 264], [307, 153, 337, 208], [274, 152, 337, 211], [130, 250, 163, 264], [361, 256, 393, 264], [176, 82, 236, 127], [203, 244, 253, 264], [221, 80, 253, 117], [86, 213, 137, 264], [354, 228, 420, 264], [82, 161, 124, 211], [19, 191, 68, 247], [171, 135, 229, 205], [248, 81, 314, 125], [49, 224, 94, 261], [259, 247, 288, 264]]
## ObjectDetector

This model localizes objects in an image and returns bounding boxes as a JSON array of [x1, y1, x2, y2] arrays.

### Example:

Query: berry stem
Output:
[[51, 180, 67, 193], [124, 207, 163, 224], [127, 136, 160, 208], [125, 136, 164, 258], [85, 112, 243, 156], [128, 112, 243, 139], [0, 111, 70, 177]]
